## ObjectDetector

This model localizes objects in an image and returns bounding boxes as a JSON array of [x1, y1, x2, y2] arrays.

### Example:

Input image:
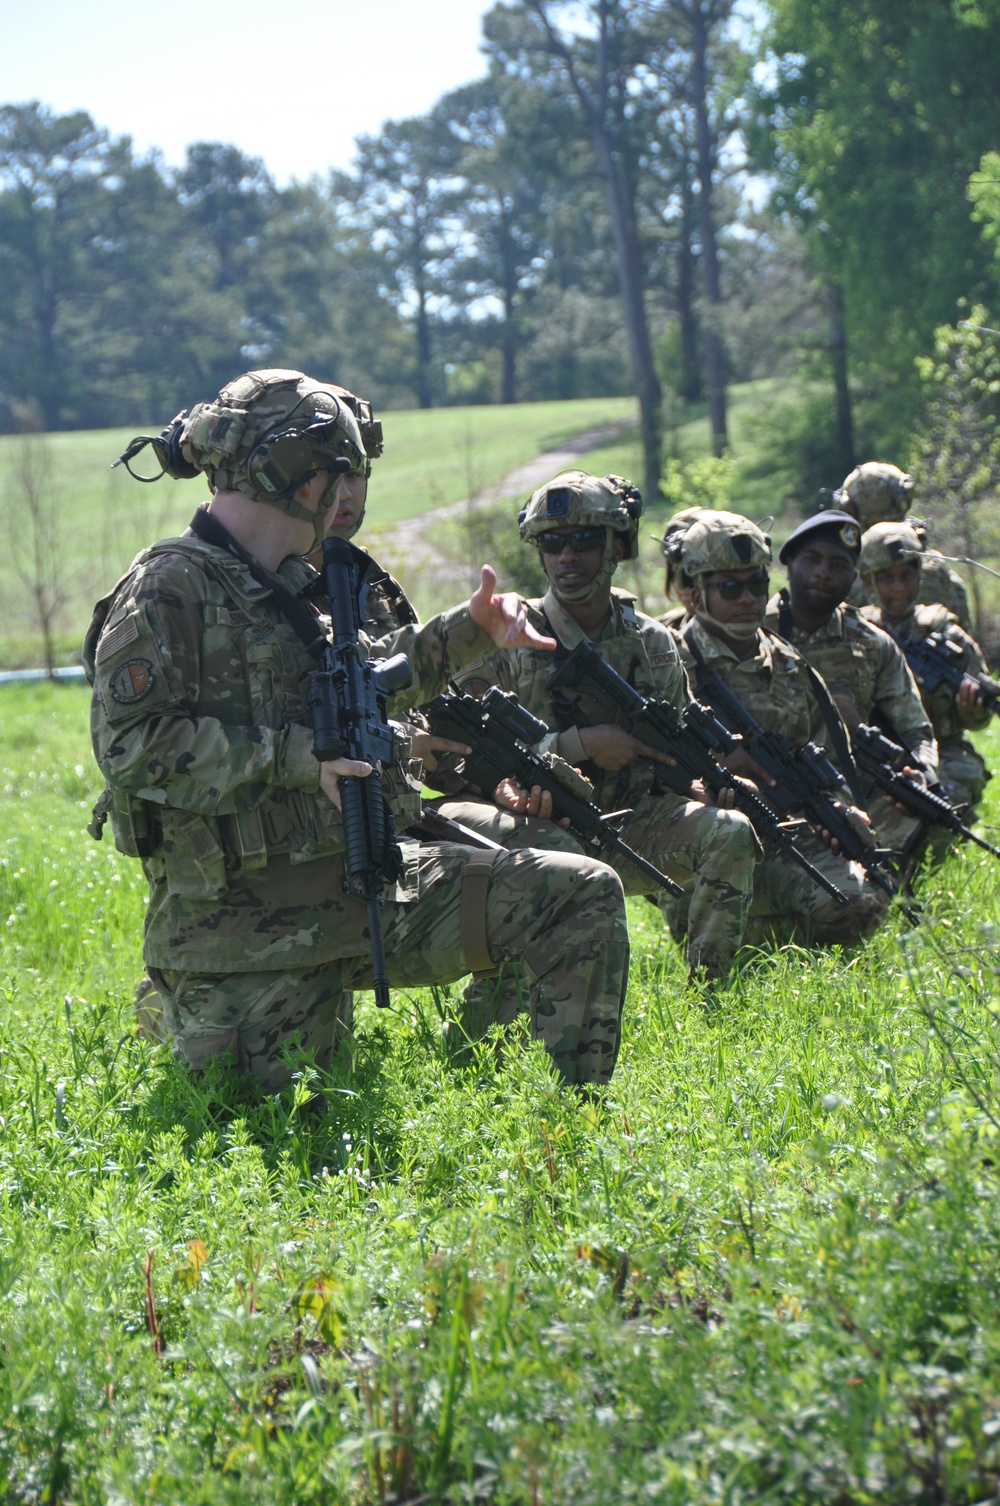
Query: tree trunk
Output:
[[530, 0, 662, 496], [415, 283, 434, 409], [828, 278, 855, 476], [677, 170, 702, 403], [690, 5, 728, 457]]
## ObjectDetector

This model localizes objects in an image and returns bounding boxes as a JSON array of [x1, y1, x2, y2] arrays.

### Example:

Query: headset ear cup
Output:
[[247, 434, 318, 498]]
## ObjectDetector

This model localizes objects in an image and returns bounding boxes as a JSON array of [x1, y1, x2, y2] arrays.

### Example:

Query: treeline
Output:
[[2, 0, 1000, 500]]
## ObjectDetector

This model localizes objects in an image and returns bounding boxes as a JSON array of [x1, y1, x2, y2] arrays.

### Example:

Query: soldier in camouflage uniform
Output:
[[433, 472, 760, 986], [764, 510, 940, 869], [859, 521, 993, 816], [85, 370, 630, 1090], [833, 461, 972, 627], [667, 511, 890, 948]]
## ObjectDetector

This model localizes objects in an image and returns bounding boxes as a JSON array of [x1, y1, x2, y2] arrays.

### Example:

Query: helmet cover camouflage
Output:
[[834, 462, 914, 530], [180, 369, 365, 524], [678, 510, 772, 581], [519, 470, 643, 559], [858, 521, 925, 578]]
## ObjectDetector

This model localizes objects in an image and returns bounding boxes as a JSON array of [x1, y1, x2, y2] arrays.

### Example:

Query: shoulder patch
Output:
[[96, 614, 139, 663], [108, 659, 156, 704], [648, 652, 676, 667]]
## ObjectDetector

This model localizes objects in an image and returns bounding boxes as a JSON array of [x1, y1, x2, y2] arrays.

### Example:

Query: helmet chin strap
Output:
[[694, 604, 762, 641], [545, 527, 619, 605]]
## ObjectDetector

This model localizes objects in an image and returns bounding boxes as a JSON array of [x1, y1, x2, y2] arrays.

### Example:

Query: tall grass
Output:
[[2, 682, 1000, 1501]]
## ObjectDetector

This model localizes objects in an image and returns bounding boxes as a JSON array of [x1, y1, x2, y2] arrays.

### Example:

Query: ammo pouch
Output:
[[160, 809, 228, 900], [88, 786, 160, 859]]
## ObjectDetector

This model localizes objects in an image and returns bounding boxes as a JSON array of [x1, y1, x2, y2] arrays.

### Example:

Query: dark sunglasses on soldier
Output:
[[536, 527, 607, 555], [708, 570, 770, 600]]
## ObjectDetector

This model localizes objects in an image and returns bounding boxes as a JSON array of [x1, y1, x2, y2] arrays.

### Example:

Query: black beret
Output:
[[779, 510, 862, 565]]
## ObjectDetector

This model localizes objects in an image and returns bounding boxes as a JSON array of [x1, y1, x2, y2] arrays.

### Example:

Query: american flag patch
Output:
[[96, 614, 139, 662]]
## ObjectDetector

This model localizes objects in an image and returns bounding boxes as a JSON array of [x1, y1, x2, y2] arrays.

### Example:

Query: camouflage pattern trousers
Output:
[[435, 793, 757, 980], [146, 840, 629, 1092], [937, 736, 991, 816], [732, 823, 890, 949]]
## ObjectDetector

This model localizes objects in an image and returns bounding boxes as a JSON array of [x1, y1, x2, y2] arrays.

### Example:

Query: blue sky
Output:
[[1, 0, 497, 182]]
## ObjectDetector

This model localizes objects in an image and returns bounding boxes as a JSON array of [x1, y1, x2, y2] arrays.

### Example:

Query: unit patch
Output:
[[109, 659, 156, 704]]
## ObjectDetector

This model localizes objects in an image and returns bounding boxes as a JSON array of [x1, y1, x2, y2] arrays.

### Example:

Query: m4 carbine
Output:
[[306, 536, 413, 1007], [852, 723, 1000, 859], [689, 668, 905, 909], [886, 628, 1000, 717], [545, 640, 848, 908], [426, 686, 682, 896]]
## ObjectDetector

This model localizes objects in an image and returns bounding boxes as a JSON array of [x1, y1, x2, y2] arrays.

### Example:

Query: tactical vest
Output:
[[85, 534, 421, 902]]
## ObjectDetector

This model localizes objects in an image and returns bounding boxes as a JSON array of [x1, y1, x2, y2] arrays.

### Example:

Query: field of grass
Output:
[[0, 398, 639, 669], [3, 680, 1000, 1502]]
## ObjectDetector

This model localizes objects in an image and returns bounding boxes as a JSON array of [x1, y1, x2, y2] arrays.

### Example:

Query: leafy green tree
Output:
[[485, 0, 664, 496], [0, 103, 144, 427], [348, 118, 463, 408], [912, 303, 1000, 634], [752, 0, 1000, 464]]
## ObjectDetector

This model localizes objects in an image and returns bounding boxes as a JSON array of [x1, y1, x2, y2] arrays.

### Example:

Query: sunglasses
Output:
[[536, 527, 607, 555], [707, 571, 770, 601]]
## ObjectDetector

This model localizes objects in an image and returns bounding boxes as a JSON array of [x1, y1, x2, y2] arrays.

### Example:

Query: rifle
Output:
[[853, 723, 1000, 859], [546, 641, 848, 908], [305, 536, 413, 1007], [426, 686, 683, 896], [886, 627, 1000, 717], [685, 667, 908, 913]]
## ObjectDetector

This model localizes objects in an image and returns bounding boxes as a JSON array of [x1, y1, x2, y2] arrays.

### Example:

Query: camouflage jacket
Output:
[[670, 616, 855, 801], [850, 552, 972, 628], [449, 587, 690, 810], [765, 592, 937, 774], [859, 603, 993, 744], [84, 530, 490, 972]]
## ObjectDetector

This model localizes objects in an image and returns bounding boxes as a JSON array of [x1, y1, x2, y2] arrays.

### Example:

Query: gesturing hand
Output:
[[468, 565, 557, 651]]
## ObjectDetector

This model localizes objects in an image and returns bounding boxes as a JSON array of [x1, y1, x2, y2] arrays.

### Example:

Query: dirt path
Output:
[[368, 418, 634, 596]]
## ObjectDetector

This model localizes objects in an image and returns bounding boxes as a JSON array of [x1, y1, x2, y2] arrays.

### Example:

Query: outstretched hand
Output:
[[469, 565, 557, 651]]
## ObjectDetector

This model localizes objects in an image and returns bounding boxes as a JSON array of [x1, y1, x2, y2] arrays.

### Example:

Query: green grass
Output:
[[3, 681, 1000, 1501], [0, 398, 637, 669]]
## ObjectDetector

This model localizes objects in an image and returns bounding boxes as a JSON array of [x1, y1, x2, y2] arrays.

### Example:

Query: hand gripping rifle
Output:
[[852, 723, 1000, 859], [425, 686, 683, 896], [689, 669, 907, 911], [885, 627, 1000, 718], [545, 641, 849, 908], [305, 536, 413, 1007]]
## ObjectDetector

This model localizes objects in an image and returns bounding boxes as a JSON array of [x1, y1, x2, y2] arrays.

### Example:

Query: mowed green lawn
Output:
[[2, 681, 1000, 1501]]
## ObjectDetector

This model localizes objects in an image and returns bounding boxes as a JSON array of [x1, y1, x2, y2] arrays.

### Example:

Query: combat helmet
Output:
[[677, 510, 772, 581], [834, 462, 914, 530], [112, 369, 366, 552], [519, 471, 643, 602], [858, 521, 925, 578], [655, 506, 715, 601]]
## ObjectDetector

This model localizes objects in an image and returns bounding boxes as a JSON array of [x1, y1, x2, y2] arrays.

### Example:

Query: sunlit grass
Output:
[[2, 682, 1000, 1500]]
